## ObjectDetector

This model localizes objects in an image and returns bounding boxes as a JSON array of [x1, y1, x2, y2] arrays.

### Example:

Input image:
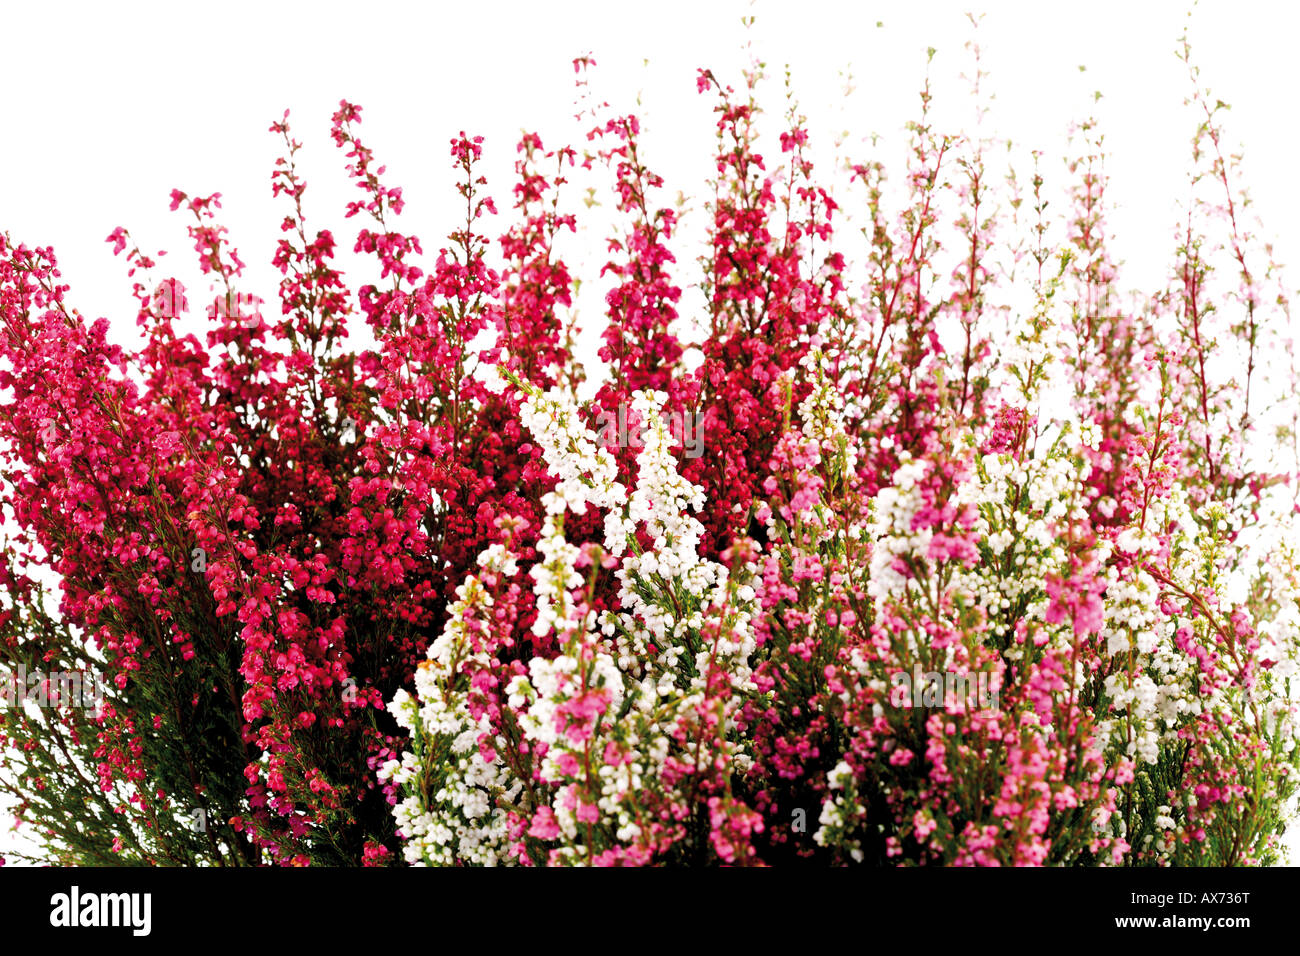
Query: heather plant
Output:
[[2, 21, 1297, 867]]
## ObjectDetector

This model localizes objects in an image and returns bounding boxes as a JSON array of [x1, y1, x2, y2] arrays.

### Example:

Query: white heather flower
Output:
[[519, 386, 628, 549]]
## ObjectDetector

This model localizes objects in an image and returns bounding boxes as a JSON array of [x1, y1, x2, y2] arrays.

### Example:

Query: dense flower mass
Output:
[[1, 31, 1298, 867]]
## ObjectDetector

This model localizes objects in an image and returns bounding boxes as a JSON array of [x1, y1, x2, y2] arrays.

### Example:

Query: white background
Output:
[[1, 0, 1298, 864]]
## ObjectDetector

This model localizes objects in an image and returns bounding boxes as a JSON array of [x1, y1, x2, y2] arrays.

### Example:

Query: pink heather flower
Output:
[[913, 812, 937, 842], [555, 752, 580, 777], [528, 807, 561, 841]]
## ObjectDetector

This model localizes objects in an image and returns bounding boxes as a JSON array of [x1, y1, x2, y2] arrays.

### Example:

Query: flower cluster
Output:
[[2, 25, 1297, 867]]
